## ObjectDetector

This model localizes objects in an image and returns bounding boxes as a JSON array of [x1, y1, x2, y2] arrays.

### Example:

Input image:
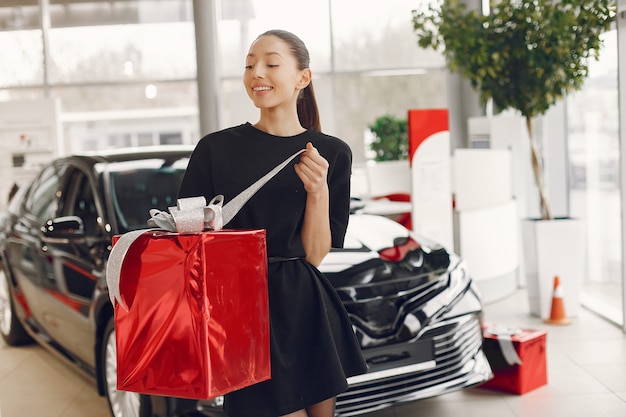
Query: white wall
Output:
[[0, 98, 61, 210]]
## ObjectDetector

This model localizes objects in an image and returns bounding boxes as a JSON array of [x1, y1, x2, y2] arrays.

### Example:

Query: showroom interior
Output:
[[0, 1, 626, 417]]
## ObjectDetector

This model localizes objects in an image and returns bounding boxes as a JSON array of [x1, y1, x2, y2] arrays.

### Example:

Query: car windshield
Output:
[[107, 159, 188, 232]]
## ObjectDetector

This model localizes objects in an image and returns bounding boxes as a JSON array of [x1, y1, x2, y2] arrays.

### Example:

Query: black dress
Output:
[[178, 123, 368, 417]]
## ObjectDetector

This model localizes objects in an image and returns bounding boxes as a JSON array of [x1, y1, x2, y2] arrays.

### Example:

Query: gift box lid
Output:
[[483, 324, 547, 343]]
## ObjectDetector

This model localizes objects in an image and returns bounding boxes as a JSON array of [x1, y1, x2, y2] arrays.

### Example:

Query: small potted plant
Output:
[[365, 114, 412, 227], [368, 114, 409, 162]]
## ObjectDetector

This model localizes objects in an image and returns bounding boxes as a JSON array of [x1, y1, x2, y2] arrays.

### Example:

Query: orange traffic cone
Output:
[[544, 276, 571, 325]]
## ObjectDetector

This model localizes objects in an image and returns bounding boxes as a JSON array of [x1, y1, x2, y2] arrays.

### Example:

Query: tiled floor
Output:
[[1, 289, 625, 417]]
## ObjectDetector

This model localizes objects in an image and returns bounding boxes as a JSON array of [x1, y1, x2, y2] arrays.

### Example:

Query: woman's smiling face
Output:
[[243, 35, 310, 111]]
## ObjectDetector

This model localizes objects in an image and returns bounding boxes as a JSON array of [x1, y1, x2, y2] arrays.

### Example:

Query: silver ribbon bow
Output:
[[106, 148, 306, 310], [148, 195, 225, 233], [486, 324, 523, 366]]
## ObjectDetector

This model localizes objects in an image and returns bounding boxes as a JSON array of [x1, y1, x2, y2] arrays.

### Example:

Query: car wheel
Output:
[[102, 317, 150, 417], [0, 263, 33, 346]]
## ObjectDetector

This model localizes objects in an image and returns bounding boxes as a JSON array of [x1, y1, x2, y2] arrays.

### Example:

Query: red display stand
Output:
[[408, 108, 453, 249], [481, 326, 547, 394]]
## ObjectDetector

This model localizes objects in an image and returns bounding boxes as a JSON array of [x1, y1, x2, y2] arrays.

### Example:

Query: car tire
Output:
[[102, 317, 153, 417], [0, 263, 33, 346]]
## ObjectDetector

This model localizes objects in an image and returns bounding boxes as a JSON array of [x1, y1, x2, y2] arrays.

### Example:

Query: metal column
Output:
[[617, 0, 626, 332], [193, 0, 222, 136]]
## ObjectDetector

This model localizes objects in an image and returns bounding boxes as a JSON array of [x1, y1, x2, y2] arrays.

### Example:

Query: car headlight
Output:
[[449, 260, 469, 294]]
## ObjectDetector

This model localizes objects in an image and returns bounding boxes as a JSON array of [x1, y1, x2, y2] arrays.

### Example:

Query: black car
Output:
[[0, 146, 491, 417]]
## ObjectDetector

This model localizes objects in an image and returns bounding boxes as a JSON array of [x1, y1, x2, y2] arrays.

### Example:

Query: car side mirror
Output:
[[41, 216, 86, 239]]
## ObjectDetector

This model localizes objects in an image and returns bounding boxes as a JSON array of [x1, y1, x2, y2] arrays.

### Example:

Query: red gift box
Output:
[[112, 229, 271, 400], [481, 325, 547, 394]]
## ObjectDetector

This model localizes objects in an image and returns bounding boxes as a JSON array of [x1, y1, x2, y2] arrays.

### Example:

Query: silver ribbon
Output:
[[148, 195, 225, 233], [106, 228, 154, 311], [221, 149, 305, 225], [106, 148, 306, 310], [486, 324, 523, 366]]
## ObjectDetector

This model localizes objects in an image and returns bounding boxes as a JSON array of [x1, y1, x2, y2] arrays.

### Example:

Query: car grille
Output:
[[343, 274, 448, 344], [336, 314, 485, 416]]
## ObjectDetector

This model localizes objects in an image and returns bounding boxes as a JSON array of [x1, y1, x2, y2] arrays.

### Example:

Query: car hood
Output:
[[321, 214, 462, 345]]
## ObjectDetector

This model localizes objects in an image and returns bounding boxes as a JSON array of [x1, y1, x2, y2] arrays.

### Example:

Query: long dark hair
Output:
[[257, 29, 321, 132]]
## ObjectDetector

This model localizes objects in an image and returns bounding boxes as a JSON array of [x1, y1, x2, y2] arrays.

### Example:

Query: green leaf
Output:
[[368, 115, 409, 162], [411, 0, 615, 119]]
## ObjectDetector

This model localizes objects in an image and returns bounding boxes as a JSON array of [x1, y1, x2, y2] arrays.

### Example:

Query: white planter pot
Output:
[[521, 218, 585, 319], [365, 160, 411, 197]]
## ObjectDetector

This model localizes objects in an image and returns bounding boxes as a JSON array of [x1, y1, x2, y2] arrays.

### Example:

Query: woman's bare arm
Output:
[[295, 142, 331, 266]]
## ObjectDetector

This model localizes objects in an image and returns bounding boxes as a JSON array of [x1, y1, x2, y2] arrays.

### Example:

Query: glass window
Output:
[[43, 0, 195, 84], [137, 132, 155, 146], [221, 70, 445, 166], [330, 71, 446, 164], [108, 159, 188, 232], [24, 163, 66, 221], [0, 87, 45, 102], [220, 78, 260, 129], [1, 0, 448, 165], [331, 0, 444, 72], [48, 0, 192, 28], [217, 0, 447, 167], [63, 109, 199, 153], [108, 134, 131, 149], [567, 29, 622, 325], [0, 29, 44, 88], [47, 22, 196, 84], [218, 0, 332, 77], [0, 5, 40, 31], [50, 81, 197, 112], [159, 132, 183, 144], [66, 170, 101, 237]]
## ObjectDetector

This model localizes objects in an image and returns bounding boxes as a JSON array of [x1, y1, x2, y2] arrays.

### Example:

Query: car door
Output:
[[36, 165, 109, 368], [5, 163, 66, 339]]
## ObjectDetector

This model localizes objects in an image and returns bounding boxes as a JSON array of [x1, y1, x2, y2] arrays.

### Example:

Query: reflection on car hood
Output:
[[321, 214, 460, 347], [343, 214, 413, 251]]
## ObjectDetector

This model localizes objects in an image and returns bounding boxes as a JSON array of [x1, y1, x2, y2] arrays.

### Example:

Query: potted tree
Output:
[[411, 0, 615, 318]]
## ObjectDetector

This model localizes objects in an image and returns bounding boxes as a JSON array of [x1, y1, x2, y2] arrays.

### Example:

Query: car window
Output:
[[109, 167, 186, 232], [24, 164, 66, 221], [66, 170, 102, 237]]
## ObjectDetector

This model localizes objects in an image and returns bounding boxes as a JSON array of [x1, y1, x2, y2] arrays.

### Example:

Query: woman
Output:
[[178, 29, 367, 417]]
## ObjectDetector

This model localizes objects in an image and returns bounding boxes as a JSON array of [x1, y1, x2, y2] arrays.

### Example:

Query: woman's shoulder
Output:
[[309, 130, 351, 154], [310, 131, 349, 149], [193, 123, 251, 149], [199, 124, 249, 141]]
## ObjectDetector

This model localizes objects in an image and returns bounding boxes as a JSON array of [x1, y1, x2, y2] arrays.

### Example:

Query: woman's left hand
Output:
[[295, 142, 329, 194]]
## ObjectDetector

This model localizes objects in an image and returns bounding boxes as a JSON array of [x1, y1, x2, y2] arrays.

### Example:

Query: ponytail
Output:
[[297, 82, 321, 132]]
